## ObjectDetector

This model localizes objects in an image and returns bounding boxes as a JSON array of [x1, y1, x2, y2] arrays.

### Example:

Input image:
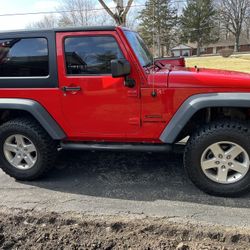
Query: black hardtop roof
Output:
[[0, 26, 117, 37]]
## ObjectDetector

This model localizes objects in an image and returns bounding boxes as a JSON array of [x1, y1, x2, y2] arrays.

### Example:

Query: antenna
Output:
[[152, 1, 157, 98]]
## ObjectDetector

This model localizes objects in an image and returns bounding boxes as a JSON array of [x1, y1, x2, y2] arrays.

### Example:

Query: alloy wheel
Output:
[[3, 134, 37, 170], [200, 141, 250, 184]]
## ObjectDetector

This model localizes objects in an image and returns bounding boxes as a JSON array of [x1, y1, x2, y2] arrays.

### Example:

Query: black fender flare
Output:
[[0, 98, 66, 140], [160, 93, 250, 143]]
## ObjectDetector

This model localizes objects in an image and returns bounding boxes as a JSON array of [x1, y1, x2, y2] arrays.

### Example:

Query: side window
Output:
[[0, 38, 49, 77], [64, 36, 124, 75]]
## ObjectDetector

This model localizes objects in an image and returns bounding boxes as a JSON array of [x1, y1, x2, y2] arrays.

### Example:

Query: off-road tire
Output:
[[0, 118, 58, 180], [184, 121, 250, 197]]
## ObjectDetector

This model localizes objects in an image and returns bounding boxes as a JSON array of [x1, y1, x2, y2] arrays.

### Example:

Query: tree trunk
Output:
[[197, 41, 201, 57], [234, 33, 240, 52], [98, 0, 133, 27], [161, 45, 164, 57], [157, 35, 161, 57], [116, 15, 126, 26]]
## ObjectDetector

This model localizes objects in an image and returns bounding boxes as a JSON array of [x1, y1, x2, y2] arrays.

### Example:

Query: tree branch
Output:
[[98, 0, 116, 20], [122, 0, 134, 18]]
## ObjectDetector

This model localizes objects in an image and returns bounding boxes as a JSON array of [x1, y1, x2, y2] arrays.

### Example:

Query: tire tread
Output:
[[184, 120, 250, 196], [0, 117, 57, 180]]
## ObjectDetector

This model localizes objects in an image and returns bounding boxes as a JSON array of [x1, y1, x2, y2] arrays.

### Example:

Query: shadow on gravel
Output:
[[25, 150, 250, 209]]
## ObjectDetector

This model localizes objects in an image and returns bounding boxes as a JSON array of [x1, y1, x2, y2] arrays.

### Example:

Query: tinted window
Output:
[[0, 38, 49, 77], [65, 36, 124, 75]]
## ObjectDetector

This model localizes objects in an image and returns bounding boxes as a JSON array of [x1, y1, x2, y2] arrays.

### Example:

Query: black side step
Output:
[[60, 142, 174, 152]]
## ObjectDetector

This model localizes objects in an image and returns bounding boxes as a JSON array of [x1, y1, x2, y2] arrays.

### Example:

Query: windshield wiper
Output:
[[143, 62, 153, 68]]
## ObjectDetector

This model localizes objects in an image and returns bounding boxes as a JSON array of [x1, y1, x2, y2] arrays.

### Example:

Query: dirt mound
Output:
[[0, 209, 249, 249]]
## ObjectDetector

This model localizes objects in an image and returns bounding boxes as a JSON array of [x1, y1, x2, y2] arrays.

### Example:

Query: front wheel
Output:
[[184, 121, 250, 196]]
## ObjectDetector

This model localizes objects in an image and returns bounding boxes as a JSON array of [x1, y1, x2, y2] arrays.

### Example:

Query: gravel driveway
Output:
[[0, 149, 250, 228]]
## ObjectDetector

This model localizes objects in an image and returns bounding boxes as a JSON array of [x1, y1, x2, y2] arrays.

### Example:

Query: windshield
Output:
[[124, 31, 153, 67]]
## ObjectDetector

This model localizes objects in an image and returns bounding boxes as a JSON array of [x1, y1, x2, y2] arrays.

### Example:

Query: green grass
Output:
[[186, 54, 250, 73]]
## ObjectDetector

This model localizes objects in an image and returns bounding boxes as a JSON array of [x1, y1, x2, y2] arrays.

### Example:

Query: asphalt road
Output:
[[0, 149, 250, 228]]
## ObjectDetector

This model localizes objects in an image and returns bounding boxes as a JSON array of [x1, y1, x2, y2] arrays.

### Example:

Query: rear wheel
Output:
[[4, 134, 38, 170], [0, 118, 58, 180], [184, 121, 250, 196]]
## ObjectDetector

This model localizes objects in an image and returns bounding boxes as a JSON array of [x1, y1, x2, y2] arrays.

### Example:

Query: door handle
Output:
[[62, 86, 81, 92]]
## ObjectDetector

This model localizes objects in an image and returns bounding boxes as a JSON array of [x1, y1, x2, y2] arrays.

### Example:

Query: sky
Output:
[[0, 0, 183, 31], [0, 0, 125, 31], [0, 0, 61, 30]]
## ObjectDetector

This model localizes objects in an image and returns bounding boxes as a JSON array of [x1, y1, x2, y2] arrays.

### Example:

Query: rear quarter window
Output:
[[0, 38, 49, 77]]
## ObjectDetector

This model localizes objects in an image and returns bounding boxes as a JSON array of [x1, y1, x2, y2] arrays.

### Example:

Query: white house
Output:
[[171, 44, 193, 57]]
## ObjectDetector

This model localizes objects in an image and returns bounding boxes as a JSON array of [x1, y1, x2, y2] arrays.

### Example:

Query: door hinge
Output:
[[127, 89, 138, 97], [129, 117, 141, 126]]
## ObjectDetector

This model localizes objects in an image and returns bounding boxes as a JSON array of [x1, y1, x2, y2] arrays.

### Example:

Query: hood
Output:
[[168, 67, 250, 88]]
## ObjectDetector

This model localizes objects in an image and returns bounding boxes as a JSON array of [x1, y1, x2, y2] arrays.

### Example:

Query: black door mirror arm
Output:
[[124, 76, 135, 88]]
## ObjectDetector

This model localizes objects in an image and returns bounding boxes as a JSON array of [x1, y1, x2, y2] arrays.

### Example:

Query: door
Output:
[[56, 31, 141, 140]]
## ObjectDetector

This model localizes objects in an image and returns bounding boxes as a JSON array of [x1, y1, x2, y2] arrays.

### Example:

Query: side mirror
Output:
[[111, 59, 131, 78]]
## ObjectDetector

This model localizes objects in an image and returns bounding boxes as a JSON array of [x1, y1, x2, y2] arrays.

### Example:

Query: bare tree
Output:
[[28, 15, 57, 29], [58, 0, 96, 27], [27, 0, 137, 29], [98, 0, 134, 26], [245, 17, 250, 39], [243, 6, 250, 39], [27, 0, 98, 28], [218, 0, 250, 51]]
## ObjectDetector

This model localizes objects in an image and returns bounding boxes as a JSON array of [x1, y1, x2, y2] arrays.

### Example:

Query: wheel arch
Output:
[[0, 98, 66, 140], [160, 93, 250, 144]]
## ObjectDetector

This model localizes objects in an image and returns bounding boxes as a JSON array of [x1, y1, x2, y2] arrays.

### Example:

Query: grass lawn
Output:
[[186, 54, 250, 73]]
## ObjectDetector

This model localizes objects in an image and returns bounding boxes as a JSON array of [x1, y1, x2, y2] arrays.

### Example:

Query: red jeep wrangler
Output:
[[0, 26, 249, 196]]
